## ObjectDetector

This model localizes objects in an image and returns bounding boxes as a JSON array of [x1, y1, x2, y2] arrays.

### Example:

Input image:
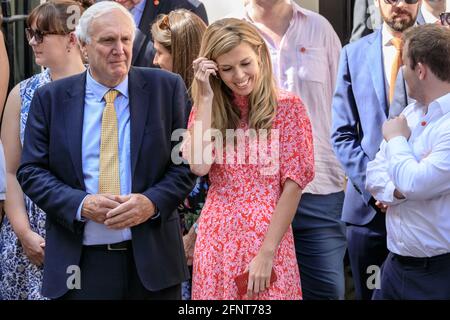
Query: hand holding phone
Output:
[[234, 268, 277, 296]]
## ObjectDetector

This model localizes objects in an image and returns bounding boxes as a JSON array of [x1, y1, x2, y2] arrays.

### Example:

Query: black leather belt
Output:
[[391, 252, 450, 267], [86, 240, 132, 251]]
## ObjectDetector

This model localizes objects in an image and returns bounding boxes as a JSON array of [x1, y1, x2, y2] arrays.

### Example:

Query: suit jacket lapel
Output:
[[128, 68, 150, 179], [367, 30, 388, 116], [63, 72, 87, 190]]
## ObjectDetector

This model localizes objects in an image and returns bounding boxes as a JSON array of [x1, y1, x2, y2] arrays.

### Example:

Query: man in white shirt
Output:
[[366, 24, 450, 300], [241, 0, 347, 300], [331, 0, 422, 300]]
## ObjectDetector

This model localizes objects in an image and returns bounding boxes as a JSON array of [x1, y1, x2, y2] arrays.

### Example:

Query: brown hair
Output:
[[404, 24, 450, 83], [27, 0, 90, 33], [192, 18, 277, 135], [151, 9, 207, 96]]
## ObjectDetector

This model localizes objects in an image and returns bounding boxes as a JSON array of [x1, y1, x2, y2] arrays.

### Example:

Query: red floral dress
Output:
[[186, 90, 314, 300]]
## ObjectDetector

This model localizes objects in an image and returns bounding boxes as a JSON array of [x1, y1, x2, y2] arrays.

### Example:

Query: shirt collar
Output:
[[86, 69, 129, 103], [431, 92, 450, 115], [420, 5, 439, 24], [382, 23, 395, 46], [243, 0, 309, 22], [132, 0, 146, 14], [131, 0, 146, 25], [291, 1, 313, 18]]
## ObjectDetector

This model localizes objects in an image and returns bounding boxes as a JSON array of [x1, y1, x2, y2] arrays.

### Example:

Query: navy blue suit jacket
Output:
[[331, 30, 388, 226], [17, 67, 196, 298]]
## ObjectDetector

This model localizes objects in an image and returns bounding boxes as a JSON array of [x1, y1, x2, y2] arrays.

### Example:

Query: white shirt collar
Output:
[[421, 5, 440, 24], [432, 92, 450, 115], [381, 23, 395, 46]]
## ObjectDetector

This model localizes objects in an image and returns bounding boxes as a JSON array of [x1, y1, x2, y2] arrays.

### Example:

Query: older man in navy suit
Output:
[[17, 2, 195, 299], [331, 0, 422, 300]]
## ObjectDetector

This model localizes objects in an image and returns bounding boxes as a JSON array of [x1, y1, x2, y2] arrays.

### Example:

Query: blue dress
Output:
[[178, 176, 209, 300], [0, 69, 51, 300]]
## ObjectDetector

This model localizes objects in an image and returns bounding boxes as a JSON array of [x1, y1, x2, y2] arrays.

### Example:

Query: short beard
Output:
[[380, 8, 418, 33]]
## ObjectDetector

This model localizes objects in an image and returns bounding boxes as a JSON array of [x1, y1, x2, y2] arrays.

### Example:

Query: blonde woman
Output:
[[183, 18, 315, 300]]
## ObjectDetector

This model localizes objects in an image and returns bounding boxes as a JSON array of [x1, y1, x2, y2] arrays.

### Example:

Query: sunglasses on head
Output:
[[25, 27, 65, 44], [383, 0, 419, 4], [440, 12, 450, 26], [159, 15, 171, 31]]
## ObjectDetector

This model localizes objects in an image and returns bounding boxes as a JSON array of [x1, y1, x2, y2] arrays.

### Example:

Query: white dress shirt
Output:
[[421, 5, 440, 24], [382, 23, 399, 89], [366, 93, 450, 257]]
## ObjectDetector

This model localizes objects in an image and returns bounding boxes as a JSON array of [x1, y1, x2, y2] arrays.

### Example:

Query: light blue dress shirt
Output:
[[131, 0, 147, 26], [77, 70, 132, 245]]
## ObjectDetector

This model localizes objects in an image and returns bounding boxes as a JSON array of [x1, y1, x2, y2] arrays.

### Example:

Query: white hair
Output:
[[75, 1, 136, 44]]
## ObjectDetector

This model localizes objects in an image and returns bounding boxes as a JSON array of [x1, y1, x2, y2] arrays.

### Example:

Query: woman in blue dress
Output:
[[0, 0, 89, 299]]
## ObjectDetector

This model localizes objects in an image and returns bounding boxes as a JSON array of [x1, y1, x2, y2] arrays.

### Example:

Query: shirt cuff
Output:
[[76, 195, 88, 222], [151, 211, 160, 220], [151, 203, 160, 220], [381, 181, 396, 203]]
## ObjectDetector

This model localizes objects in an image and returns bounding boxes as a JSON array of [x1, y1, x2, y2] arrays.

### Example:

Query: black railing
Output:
[[1, 0, 37, 90]]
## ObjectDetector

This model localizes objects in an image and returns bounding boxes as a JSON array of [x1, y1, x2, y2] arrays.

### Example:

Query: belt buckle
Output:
[[107, 242, 128, 251]]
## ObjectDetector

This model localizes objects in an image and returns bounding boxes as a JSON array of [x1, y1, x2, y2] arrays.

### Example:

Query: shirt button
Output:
[[300, 47, 306, 53], [421, 121, 427, 126]]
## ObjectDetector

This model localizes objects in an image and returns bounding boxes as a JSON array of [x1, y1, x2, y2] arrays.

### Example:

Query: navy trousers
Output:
[[346, 211, 389, 300], [373, 251, 450, 300], [292, 192, 347, 300], [60, 243, 181, 300]]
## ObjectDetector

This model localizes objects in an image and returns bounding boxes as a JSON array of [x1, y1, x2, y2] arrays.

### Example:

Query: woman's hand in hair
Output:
[[193, 57, 217, 101]]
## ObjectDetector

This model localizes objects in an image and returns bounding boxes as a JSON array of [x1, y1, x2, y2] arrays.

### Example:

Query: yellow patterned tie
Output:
[[99, 89, 120, 194], [389, 37, 404, 104]]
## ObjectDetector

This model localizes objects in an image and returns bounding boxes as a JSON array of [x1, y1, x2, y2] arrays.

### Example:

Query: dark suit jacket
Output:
[[331, 30, 388, 226], [132, 0, 208, 67], [17, 67, 196, 298]]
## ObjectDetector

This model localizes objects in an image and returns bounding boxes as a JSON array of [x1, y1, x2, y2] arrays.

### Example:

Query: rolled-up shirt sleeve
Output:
[[386, 133, 450, 200], [366, 140, 405, 205]]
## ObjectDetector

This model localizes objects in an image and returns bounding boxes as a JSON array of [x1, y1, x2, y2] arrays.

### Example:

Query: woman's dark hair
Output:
[[27, 0, 91, 33]]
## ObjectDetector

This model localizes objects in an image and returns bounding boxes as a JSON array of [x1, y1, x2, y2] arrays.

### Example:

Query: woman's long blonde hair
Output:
[[151, 9, 207, 97], [192, 18, 277, 135]]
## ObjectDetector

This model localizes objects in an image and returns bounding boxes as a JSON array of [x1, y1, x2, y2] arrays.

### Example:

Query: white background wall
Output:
[[202, 0, 320, 23]]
